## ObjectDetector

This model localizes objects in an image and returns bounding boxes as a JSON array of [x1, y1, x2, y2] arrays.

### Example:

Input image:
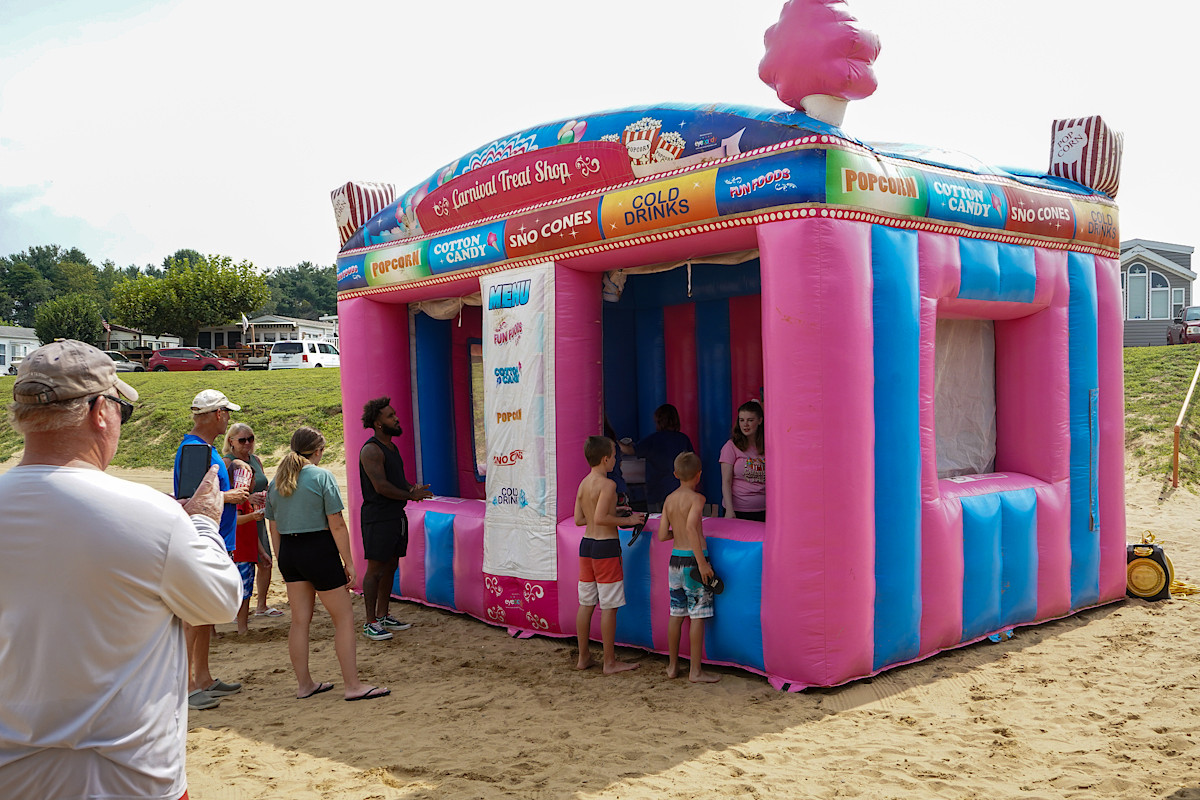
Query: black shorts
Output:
[[277, 530, 348, 591], [362, 515, 408, 562]]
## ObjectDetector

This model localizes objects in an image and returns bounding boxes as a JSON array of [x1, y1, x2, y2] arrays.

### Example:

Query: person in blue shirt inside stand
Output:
[[619, 403, 693, 514]]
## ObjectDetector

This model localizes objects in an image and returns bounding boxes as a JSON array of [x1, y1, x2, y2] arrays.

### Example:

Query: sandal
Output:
[[253, 608, 285, 617]]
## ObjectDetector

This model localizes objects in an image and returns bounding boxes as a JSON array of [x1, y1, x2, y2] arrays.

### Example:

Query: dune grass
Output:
[[0, 369, 346, 469], [1123, 344, 1200, 484], [4, 346, 1200, 483]]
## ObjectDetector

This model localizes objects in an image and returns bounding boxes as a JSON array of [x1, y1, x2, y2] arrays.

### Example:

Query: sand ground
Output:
[[5, 456, 1199, 798]]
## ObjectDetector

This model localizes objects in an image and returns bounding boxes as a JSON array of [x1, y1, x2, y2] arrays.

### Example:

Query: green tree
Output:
[[163, 249, 207, 272], [111, 254, 270, 344], [261, 261, 337, 319], [34, 295, 105, 345], [0, 259, 54, 326]]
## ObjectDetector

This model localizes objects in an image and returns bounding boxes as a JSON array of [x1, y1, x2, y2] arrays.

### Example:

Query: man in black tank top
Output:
[[358, 397, 433, 641]]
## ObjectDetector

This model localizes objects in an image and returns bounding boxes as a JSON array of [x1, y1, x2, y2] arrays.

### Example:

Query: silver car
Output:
[[104, 351, 146, 372]]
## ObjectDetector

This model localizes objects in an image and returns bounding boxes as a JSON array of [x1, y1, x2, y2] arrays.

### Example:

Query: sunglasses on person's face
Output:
[[237, 436, 255, 444], [91, 394, 134, 425]]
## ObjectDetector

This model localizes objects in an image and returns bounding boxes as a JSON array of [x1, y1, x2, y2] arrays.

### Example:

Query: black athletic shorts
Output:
[[277, 530, 348, 591], [362, 515, 408, 562]]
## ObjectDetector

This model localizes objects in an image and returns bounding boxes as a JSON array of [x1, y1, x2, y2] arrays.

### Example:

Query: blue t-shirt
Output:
[[174, 434, 236, 550], [634, 430, 693, 506]]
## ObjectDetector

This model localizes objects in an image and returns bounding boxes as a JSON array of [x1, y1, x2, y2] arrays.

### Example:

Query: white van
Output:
[[268, 340, 341, 370]]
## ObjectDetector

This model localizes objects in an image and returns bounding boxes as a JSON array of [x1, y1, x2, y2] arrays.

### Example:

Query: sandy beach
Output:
[[6, 457, 1198, 798]]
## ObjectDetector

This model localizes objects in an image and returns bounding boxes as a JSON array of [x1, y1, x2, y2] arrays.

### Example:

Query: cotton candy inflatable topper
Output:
[[759, 0, 881, 127]]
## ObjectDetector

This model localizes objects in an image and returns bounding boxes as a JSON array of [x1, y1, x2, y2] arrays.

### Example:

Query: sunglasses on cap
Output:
[[91, 394, 134, 425], [236, 435, 255, 444]]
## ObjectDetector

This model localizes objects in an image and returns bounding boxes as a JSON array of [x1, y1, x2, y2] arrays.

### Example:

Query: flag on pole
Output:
[[241, 313, 249, 333]]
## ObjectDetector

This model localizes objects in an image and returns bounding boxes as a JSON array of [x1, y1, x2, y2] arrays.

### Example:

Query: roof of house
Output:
[[0, 326, 39, 341], [1120, 238, 1195, 257], [1121, 242, 1197, 282]]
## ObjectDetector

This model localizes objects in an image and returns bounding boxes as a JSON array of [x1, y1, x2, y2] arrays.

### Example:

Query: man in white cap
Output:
[[0, 340, 240, 800], [174, 387, 249, 710]]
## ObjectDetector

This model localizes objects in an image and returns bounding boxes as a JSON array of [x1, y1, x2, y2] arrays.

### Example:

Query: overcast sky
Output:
[[1, 0, 1193, 271]]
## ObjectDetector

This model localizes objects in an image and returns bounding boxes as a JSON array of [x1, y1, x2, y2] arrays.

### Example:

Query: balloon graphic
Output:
[[572, 120, 587, 140], [557, 120, 578, 145]]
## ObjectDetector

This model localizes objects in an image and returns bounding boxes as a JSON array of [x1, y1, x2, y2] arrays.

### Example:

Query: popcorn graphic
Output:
[[652, 130, 686, 163], [621, 117, 663, 165], [599, 133, 621, 142]]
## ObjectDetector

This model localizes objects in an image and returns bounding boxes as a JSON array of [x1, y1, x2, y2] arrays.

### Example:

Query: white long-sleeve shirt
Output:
[[0, 466, 241, 800]]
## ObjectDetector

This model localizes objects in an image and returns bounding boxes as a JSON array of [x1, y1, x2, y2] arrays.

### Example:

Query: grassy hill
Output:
[[0, 369, 346, 469], [4, 345, 1200, 482]]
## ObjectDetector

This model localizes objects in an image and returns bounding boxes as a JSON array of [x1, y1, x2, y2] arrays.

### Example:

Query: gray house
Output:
[[1121, 239, 1196, 347]]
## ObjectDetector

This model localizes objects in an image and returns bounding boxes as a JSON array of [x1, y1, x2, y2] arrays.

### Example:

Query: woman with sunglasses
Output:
[[265, 427, 389, 701], [224, 423, 282, 634]]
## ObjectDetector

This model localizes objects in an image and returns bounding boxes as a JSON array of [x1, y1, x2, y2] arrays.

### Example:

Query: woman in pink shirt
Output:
[[720, 400, 766, 521]]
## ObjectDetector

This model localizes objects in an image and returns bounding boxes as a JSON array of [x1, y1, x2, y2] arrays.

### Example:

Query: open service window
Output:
[[934, 319, 996, 478]]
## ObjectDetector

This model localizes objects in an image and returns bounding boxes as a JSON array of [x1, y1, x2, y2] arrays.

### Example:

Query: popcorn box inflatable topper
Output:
[[1049, 115, 1123, 199]]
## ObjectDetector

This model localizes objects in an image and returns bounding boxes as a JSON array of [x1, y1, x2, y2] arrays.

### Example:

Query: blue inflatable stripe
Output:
[[694, 299, 732, 506], [704, 538, 764, 671], [999, 488, 1038, 627], [1067, 252, 1101, 608], [870, 225, 922, 670], [997, 242, 1037, 302], [414, 314, 457, 496], [424, 511, 456, 610], [603, 306, 639, 438], [634, 307, 666, 439], [960, 493, 1003, 641], [615, 527, 654, 649], [957, 239, 1036, 303]]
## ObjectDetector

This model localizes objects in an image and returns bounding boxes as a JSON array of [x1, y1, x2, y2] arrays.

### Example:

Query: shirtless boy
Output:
[[574, 435, 647, 674], [658, 451, 720, 683]]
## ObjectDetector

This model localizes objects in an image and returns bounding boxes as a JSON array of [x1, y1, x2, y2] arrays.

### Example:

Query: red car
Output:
[[1167, 307, 1200, 345], [147, 347, 239, 371]]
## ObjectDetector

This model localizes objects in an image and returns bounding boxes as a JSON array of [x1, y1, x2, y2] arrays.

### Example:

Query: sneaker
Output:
[[362, 622, 393, 641], [187, 689, 221, 710], [377, 615, 412, 632], [205, 679, 242, 697]]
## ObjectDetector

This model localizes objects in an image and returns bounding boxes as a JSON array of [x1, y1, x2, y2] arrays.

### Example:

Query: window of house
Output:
[[1150, 271, 1170, 319], [1126, 265, 1147, 320], [1173, 288, 1186, 321], [0, 343, 7, 366]]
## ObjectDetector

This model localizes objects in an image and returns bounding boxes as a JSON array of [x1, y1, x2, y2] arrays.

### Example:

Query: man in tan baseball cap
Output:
[[13, 338, 139, 408], [0, 340, 240, 799]]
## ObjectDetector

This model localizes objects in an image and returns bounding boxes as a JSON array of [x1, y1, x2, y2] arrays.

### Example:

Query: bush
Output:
[[33, 295, 104, 346]]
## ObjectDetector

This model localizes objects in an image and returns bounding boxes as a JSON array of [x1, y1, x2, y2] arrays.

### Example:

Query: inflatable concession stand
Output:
[[331, 7, 1125, 689]]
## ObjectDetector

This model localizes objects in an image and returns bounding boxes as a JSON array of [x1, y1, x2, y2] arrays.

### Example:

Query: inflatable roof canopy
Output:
[[331, 8, 1124, 690]]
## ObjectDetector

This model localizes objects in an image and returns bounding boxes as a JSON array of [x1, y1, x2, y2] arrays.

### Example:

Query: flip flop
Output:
[[345, 686, 390, 702], [626, 522, 646, 546], [297, 682, 334, 699], [254, 608, 285, 617]]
